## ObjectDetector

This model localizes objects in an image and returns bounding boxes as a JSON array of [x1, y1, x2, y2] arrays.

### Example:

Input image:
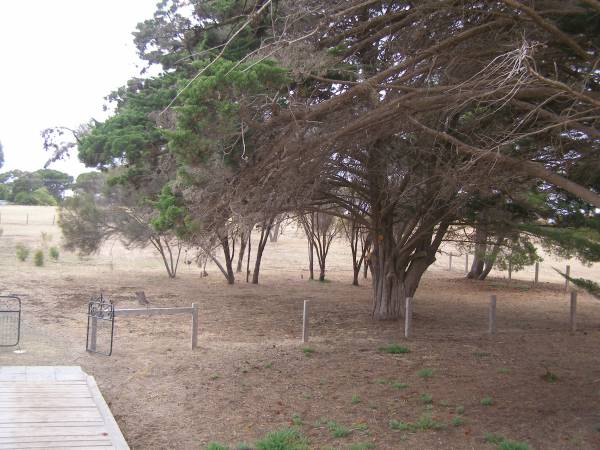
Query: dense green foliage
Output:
[[0, 169, 72, 204]]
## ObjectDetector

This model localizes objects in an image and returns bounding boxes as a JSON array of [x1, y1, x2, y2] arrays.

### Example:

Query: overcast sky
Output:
[[0, 0, 158, 177]]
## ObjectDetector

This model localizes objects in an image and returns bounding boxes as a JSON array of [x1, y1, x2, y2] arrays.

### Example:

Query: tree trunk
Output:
[[221, 236, 235, 284], [371, 234, 406, 319], [236, 231, 247, 273], [467, 225, 488, 279], [478, 234, 505, 280], [269, 220, 281, 242], [252, 219, 274, 284], [307, 239, 314, 280]]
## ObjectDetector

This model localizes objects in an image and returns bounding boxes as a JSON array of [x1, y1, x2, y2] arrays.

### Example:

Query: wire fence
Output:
[[433, 251, 584, 291]]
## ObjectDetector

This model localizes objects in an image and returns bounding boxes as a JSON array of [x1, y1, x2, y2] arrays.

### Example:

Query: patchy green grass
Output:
[[389, 419, 412, 431], [451, 416, 466, 427], [302, 347, 315, 356], [291, 414, 303, 426], [348, 443, 375, 450], [417, 368, 434, 379], [264, 362, 273, 369], [204, 444, 230, 450], [498, 367, 511, 374], [351, 394, 362, 405], [203, 428, 310, 450], [209, 374, 220, 381], [455, 405, 465, 415], [420, 393, 433, 404], [255, 428, 310, 450], [484, 433, 505, 445], [480, 396, 494, 406], [327, 421, 351, 438], [389, 414, 444, 432], [379, 344, 411, 354], [391, 382, 409, 390], [375, 378, 388, 385], [498, 441, 534, 450], [473, 352, 491, 358], [414, 413, 444, 431]]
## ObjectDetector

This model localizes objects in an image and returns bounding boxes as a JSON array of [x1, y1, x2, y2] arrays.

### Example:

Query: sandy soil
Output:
[[1, 205, 600, 450]]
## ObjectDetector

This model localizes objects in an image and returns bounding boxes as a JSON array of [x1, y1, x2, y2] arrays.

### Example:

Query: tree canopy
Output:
[[44, 0, 600, 319]]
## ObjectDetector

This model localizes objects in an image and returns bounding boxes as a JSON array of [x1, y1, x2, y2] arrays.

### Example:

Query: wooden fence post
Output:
[[302, 300, 309, 343], [448, 254, 453, 271], [489, 295, 497, 335], [404, 297, 412, 338], [534, 262, 539, 286], [52, 215, 56, 225], [508, 260, 512, 284], [465, 254, 469, 273], [565, 265, 570, 292], [191, 303, 198, 349], [569, 291, 577, 333]]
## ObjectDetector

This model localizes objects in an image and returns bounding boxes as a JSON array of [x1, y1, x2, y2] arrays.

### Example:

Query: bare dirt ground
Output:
[[1, 205, 600, 450]]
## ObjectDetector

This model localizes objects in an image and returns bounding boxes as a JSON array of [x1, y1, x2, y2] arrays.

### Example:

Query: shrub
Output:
[[49, 246, 59, 261], [16, 244, 29, 261], [34, 250, 44, 266]]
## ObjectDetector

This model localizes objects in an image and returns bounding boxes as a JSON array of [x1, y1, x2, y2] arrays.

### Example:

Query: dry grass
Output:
[[1, 206, 600, 449]]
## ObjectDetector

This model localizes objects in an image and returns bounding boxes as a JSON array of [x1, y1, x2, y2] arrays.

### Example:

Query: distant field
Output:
[[1, 205, 600, 449]]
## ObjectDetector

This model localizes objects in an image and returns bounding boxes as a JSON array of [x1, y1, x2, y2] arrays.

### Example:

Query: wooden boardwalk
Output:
[[0, 366, 129, 450]]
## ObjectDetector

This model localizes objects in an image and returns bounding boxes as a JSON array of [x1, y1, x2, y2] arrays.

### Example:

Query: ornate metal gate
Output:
[[0, 295, 21, 347], [86, 294, 114, 356]]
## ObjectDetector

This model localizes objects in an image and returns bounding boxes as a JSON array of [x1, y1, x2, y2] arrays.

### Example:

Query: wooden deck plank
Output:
[[0, 426, 108, 437], [0, 367, 128, 450], [0, 441, 114, 449]]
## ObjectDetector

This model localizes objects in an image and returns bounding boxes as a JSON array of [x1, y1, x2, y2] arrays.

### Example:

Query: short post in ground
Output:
[[465, 254, 469, 273], [448, 254, 453, 271], [534, 262, 539, 286], [489, 295, 497, 335], [565, 265, 570, 292]]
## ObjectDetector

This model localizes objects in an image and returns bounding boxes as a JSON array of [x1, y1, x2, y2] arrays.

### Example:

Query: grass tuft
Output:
[[379, 344, 410, 354], [327, 421, 351, 438], [391, 382, 409, 390], [451, 416, 466, 427], [255, 428, 309, 450], [420, 393, 433, 404], [417, 368, 434, 379], [480, 396, 494, 406], [302, 347, 315, 356], [351, 394, 361, 405]]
